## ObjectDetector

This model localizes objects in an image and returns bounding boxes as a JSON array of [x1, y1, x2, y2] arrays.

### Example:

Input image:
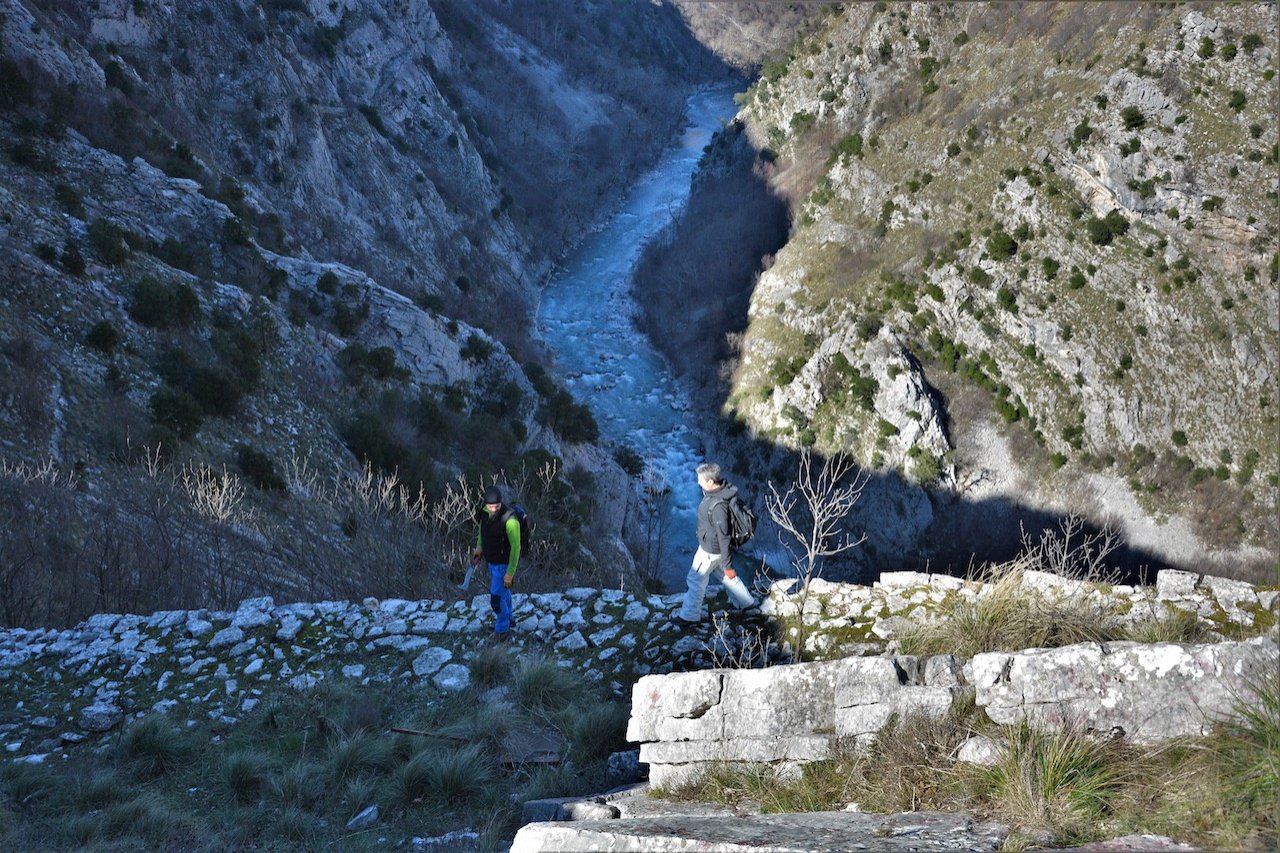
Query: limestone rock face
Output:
[[715, 1, 1279, 574], [971, 636, 1279, 743], [629, 653, 971, 787]]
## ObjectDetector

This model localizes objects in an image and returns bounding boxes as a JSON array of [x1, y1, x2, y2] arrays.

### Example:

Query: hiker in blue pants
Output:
[[473, 486, 521, 638]]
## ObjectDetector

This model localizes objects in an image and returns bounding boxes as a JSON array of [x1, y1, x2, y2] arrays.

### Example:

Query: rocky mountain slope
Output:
[[645, 2, 1278, 581], [0, 0, 735, 628]]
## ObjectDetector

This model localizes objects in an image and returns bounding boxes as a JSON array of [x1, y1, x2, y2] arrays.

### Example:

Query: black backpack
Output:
[[502, 504, 531, 552], [726, 494, 757, 549]]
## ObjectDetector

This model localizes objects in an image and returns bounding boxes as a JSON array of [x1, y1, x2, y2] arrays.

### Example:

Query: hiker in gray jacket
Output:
[[677, 462, 756, 622]]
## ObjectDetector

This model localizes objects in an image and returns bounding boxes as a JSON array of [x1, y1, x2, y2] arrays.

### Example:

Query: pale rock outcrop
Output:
[[512, 809, 1010, 853], [628, 653, 967, 787], [971, 636, 1278, 742]]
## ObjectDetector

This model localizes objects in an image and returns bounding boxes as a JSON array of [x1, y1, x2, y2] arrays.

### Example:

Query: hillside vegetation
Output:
[[646, 2, 1278, 579], [0, 0, 734, 628]]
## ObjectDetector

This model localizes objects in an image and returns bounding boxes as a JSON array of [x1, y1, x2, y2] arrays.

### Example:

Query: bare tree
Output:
[[634, 459, 674, 593], [765, 449, 868, 659]]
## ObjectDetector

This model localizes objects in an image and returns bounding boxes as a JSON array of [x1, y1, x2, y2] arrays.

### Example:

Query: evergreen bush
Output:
[[129, 276, 201, 328], [88, 219, 132, 265], [1119, 106, 1145, 130], [236, 444, 286, 491], [86, 320, 120, 353], [986, 230, 1017, 261], [149, 388, 203, 439]]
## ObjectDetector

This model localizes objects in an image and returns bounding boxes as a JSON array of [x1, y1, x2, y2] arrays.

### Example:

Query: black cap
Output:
[[483, 486, 502, 504]]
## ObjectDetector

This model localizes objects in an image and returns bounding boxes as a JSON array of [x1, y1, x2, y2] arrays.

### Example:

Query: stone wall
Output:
[[630, 569, 1279, 786]]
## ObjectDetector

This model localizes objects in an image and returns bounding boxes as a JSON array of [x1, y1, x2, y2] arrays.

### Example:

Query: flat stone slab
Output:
[[511, 810, 1009, 852]]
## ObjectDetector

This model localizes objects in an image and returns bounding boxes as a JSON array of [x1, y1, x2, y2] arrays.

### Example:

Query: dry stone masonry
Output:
[[629, 568, 1278, 786], [3, 568, 1274, 768]]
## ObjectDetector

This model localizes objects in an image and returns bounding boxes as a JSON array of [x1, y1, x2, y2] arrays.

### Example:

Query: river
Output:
[[536, 88, 740, 590]]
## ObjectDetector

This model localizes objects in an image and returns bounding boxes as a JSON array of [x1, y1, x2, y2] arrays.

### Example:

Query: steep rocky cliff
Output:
[[0, 0, 732, 628], [652, 2, 1278, 579]]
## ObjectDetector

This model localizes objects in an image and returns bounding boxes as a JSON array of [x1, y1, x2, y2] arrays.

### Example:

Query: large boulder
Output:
[[971, 636, 1279, 742]]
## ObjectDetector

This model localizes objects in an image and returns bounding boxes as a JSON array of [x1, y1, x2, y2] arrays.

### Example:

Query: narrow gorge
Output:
[[0, 1, 1276, 851]]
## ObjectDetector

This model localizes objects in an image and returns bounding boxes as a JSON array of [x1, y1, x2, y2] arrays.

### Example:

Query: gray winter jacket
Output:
[[695, 483, 736, 567]]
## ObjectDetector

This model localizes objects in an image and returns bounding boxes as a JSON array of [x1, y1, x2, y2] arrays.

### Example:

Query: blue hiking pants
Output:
[[488, 563, 512, 634]]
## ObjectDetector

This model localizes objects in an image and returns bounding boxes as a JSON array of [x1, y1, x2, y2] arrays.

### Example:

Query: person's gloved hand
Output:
[[503, 573, 514, 589]]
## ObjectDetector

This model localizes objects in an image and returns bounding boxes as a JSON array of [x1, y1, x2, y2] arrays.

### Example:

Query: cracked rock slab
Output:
[[510, 810, 1009, 852]]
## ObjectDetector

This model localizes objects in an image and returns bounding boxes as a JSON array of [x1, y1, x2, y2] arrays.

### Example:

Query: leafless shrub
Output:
[[702, 611, 772, 670], [765, 449, 868, 658], [181, 465, 251, 525], [1012, 514, 1121, 584], [0, 457, 79, 488], [631, 460, 674, 592]]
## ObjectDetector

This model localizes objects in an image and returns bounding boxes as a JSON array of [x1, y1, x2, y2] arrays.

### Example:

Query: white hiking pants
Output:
[[679, 547, 755, 621]]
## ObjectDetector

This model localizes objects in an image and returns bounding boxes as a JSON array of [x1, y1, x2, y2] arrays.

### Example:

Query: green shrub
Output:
[[1228, 90, 1247, 113], [236, 444, 286, 491], [153, 236, 213, 278], [212, 326, 263, 390], [986, 230, 1017, 261], [832, 133, 863, 159], [316, 271, 339, 294], [1085, 209, 1129, 246], [129, 276, 201, 328], [1119, 105, 1145, 130], [461, 333, 495, 363], [1197, 36, 1215, 59], [613, 445, 644, 477], [0, 57, 34, 108], [339, 343, 401, 382], [154, 345, 240, 418], [86, 320, 120, 353], [61, 241, 86, 275], [789, 110, 816, 133], [534, 377, 598, 444], [969, 266, 993, 287], [1041, 257, 1060, 280], [1241, 34, 1263, 53], [54, 182, 85, 217], [1071, 120, 1093, 149], [149, 388, 203, 439], [825, 352, 878, 409], [88, 218, 132, 265], [331, 300, 366, 336], [769, 355, 805, 387], [9, 139, 57, 172], [996, 287, 1017, 313], [340, 412, 407, 472]]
